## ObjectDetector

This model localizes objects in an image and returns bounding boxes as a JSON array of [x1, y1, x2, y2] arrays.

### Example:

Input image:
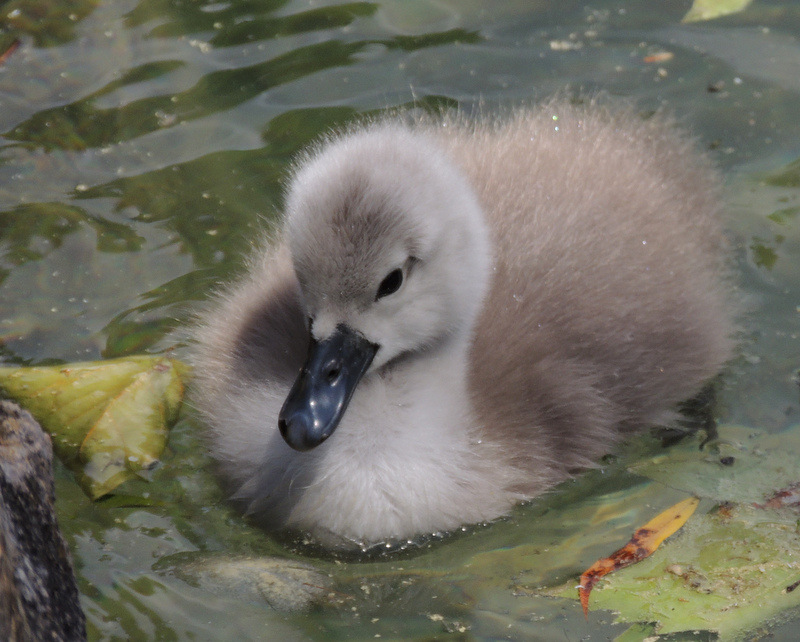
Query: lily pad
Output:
[[547, 425, 800, 639], [613, 623, 659, 642], [584, 503, 800, 638], [0, 356, 189, 498], [631, 424, 800, 504]]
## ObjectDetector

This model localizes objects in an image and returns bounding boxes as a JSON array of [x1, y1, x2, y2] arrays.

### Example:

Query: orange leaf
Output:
[[578, 496, 699, 616], [0, 39, 19, 66], [643, 51, 674, 63]]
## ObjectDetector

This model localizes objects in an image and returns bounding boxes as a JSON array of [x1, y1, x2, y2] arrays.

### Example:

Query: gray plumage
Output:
[[190, 101, 734, 547]]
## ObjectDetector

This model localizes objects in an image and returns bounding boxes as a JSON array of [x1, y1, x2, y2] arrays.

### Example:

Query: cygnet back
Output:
[[434, 104, 733, 483]]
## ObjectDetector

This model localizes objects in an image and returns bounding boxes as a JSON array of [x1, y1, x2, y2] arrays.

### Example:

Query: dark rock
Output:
[[0, 400, 86, 641]]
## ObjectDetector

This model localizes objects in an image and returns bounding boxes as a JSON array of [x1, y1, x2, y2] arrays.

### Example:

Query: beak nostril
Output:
[[325, 362, 342, 384]]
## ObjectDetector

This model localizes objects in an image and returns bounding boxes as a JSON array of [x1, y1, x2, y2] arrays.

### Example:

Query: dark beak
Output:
[[278, 324, 378, 451]]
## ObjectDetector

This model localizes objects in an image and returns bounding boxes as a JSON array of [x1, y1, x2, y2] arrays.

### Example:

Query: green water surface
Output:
[[2, 0, 800, 640]]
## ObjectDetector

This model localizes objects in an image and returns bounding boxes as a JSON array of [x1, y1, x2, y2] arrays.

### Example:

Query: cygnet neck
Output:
[[369, 308, 480, 442]]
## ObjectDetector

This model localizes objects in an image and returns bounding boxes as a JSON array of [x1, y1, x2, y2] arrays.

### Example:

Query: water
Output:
[[1, 0, 800, 639]]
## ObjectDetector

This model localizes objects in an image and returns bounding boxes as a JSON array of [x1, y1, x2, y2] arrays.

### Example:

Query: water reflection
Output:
[[0, 1, 478, 361], [1, 0, 800, 639]]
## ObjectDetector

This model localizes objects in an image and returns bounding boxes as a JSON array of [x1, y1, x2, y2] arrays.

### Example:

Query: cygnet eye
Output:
[[376, 268, 403, 300]]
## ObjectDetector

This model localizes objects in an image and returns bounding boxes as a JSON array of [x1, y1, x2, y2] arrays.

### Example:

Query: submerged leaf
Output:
[[0, 356, 190, 497], [767, 206, 800, 225], [579, 496, 699, 616], [682, 0, 753, 22], [156, 553, 330, 612], [750, 237, 781, 269], [764, 157, 800, 188]]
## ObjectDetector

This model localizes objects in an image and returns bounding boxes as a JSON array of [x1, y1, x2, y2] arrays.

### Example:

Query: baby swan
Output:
[[191, 102, 734, 548]]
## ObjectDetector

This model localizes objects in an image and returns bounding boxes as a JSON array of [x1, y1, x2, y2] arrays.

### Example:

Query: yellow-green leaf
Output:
[[682, 0, 753, 23], [0, 355, 190, 498]]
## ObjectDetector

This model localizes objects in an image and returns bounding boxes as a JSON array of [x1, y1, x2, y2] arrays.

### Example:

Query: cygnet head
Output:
[[278, 123, 491, 451]]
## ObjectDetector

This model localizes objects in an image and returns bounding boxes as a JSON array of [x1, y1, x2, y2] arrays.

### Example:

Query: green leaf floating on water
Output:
[[631, 424, 800, 504], [682, 0, 753, 22], [0, 355, 190, 498], [550, 424, 800, 639], [583, 502, 800, 639]]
